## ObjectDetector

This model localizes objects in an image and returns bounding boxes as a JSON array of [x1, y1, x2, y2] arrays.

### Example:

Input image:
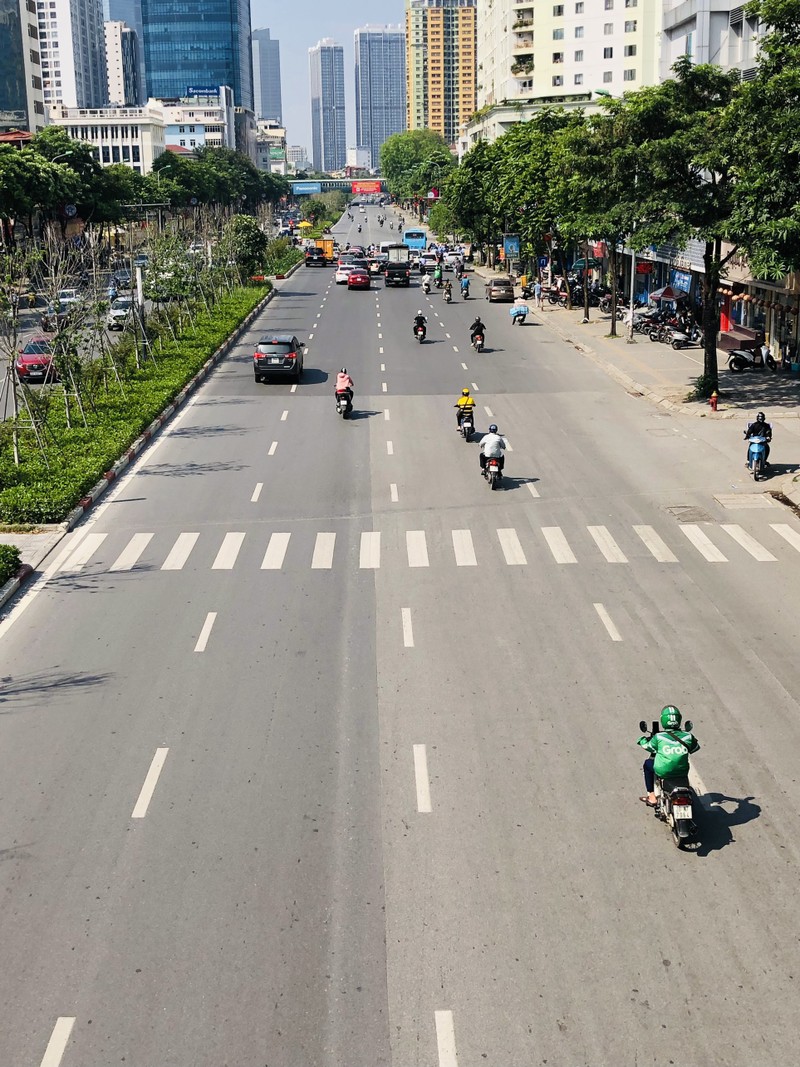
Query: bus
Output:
[[402, 228, 427, 251]]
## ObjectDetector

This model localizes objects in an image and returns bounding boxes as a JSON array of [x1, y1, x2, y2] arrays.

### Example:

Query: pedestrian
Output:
[[533, 279, 543, 309]]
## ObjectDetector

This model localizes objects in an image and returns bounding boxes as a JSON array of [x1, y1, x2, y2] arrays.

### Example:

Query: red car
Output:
[[15, 337, 58, 383], [347, 268, 370, 290]]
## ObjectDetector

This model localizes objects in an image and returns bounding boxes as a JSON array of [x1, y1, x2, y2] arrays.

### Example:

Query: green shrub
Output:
[[0, 544, 21, 584]]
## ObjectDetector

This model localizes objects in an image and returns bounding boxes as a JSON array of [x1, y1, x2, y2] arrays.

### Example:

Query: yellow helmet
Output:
[[462, 388, 470, 396]]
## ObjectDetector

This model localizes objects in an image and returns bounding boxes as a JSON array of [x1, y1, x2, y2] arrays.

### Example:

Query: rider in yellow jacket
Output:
[[455, 388, 476, 429]]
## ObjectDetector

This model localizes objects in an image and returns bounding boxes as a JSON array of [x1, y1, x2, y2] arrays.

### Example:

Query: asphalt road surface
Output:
[[2, 206, 800, 1067]]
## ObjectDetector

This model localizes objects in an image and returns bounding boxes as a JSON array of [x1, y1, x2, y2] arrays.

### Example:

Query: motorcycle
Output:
[[728, 347, 777, 373], [745, 434, 768, 480], [415, 324, 426, 344], [461, 282, 470, 300], [638, 719, 699, 850], [335, 390, 352, 419], [510, 305, 529, 325], [443, 287, 452, 303], [460, 407, 473, 441], [422, 277, 431, 295], [472, 333, 484, 353], [483, 456, 503, 490]]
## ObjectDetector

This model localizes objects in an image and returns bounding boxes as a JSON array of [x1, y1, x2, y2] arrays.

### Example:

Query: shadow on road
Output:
[[695, 792, 762, 856], [170, 423, 247, 439], [137, 460, 248, 477], [349, 409, 383, 421], [0, 669, 111, 709], [299, 368, 329, 385], [718, 369, 800, 411]]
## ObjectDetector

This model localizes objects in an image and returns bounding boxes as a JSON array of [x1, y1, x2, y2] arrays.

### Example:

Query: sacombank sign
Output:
[[291, 182, 322, 195]]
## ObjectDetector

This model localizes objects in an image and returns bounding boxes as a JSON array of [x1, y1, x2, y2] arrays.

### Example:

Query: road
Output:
[[2, 204, 800, 1067]]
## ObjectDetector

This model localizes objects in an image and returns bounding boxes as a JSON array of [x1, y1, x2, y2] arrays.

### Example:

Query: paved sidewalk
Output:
[[0, 526, 64, 570]]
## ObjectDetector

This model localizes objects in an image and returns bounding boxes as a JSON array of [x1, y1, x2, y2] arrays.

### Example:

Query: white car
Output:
[[106, 296, 133, 330], [335, 265, 354, 285]]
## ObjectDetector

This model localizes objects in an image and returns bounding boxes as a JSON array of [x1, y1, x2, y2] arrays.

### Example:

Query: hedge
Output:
[[0, 284, 270, 524], [0, 544, 21, 585]]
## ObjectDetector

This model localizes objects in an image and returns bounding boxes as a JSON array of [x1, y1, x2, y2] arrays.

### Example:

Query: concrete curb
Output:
[[0, 276, 294, 613]]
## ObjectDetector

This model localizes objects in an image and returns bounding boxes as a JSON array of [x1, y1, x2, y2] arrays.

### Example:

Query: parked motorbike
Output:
[[335, 390, 352, 418], [745, 434, 768, 480], [638, 719, 699, 850], [728, 347, 777, 373], [483, 456, 503, 490], [472, 333, 484, 353], [459, 409, 474, 442]]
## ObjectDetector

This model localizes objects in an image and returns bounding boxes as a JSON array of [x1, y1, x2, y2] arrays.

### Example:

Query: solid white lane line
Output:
[[594, 603, 623, 642], [435, 1010, 459, 1067], [212, 532, 245, 570], [290, 384, 297, 393], [387, 441, 394, 455], [587, 525, 628, 563], [497, 528, 527, 565], [251, 482, 263, 503], [261, 532, 291, 569], [382, 382, 388, 392], [360, 532, 381, 569], [311, 532, 336, 569], [60, 532, 107, 571], [401, 607, 414, 647], [281, 410, 288, 421], [40, 1017, 76, 1067], [680, 524, 728, 562], [162, 532, 199, 570], [268, 441, 278, 456], [452, 529, 477, 566], [720, 523, 777, 562], [109, 532, 153, 572], [771, 523, 800, 553], [542, 526, 577, 564], [527, 482, 540, 499], [413, 744, 432, 812], [390, 483, 399, 503], [484, 406, 493, 418], [194, 611, 217, 652], [633, 524, 678, 562], [461, 362, 468, 370], [406, 530, 430, 567], [131, 747, 169, 819], [384, 408, 390, 420], [471, 382, 479, 391]]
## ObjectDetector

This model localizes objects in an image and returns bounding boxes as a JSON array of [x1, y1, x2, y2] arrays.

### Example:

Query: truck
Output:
[[314, 237, 335, 265], [383, 243, 411, 287]]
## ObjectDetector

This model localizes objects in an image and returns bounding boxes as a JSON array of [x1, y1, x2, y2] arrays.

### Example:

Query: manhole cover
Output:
[[714, 494, 777, 509], [666, 505, 714, 523]]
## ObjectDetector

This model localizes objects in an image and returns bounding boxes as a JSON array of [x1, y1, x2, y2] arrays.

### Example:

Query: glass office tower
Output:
[[252, 28, 282, 122], [354, 25, 406, 171], [309, 39, 346, 173], [141, 0, 253, 109]]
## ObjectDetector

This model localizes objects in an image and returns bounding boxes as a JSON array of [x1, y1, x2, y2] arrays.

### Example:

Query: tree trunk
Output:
[[556, 245, 570, 310], [609, 242, 618, 338], [582, 240, 590, 322], [701, 239, 721, 394]]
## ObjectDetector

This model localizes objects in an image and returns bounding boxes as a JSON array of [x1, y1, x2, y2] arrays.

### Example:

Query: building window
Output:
[[604, 46, 613, 57], [112, 145, 120, 162], [132, 145, 140, 162], [625, 19, 637, 31], [605, 0, 614, 7], [553, 52, 564, 62], [553, 28, 564, 39], [624, 44, 637, 56], [574, 73, 583, 85], [604, 22, 614, 34], [603, 70, 613, 82], [553, 4, 564, 13], [179, 125, 184, 133], [179, 139, 185, 146], [575, 25, 584, 37], [122, 145, 130, 161], [575, 1, 584, 10], [574, 49, 584, 61], [552, 75, 563, 86], [623, 68, 637, 80], [625, 0, 637, 5], [102, 145, 110, 162]]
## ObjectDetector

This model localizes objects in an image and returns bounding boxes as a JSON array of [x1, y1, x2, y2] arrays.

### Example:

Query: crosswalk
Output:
[[56, 521, 800, 575]]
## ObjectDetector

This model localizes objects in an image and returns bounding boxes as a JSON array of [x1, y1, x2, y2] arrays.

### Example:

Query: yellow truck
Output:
[[314, 238, 335, 265]]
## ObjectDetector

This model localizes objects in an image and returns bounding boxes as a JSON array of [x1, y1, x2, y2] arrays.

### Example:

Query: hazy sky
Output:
[[250, 0, 405, 153]]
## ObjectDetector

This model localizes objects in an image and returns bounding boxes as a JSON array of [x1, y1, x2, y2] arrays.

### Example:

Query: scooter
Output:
[[669, 322, 702, 349], [483, 456, 503, 490], [728, 347, 777, 373], [745, 434, 768, 480], [461, 282, 470, 300], [472, 333, 484, 353], [443, 286, 452, 303], [422, 277, 431, 295], [638, 720, 700, 850], [414, 324, 426, 344], [510, 305, 529, 325], [458, 409, 474, 442], [335, 389, 352, 418]]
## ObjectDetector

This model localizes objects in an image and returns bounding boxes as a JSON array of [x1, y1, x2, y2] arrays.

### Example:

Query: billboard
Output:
[[503, 234, 521, 260], [351, 180, 382, 195], [291, 181, 322, 195]]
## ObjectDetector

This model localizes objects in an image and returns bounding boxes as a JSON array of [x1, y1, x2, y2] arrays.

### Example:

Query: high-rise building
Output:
[[309, 38, 345, 173], [105, 21, 139, 106], [141, 0, 254, 110], [354, 24, 406, 171], [0, 0, 46, 132], [405, 0, 476, 146], [105, 0, 145, 102], [37, 0, 108, 110], [251, 28, 282, 122]]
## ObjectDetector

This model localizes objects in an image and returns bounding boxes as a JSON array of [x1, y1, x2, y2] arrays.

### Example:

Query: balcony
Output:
[[511, 56, 534, 76], [512, 32, 534, 53]]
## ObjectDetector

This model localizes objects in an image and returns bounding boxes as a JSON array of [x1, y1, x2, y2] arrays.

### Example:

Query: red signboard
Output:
[[636, 262, 654, 274], [351, 180, 382, 194]]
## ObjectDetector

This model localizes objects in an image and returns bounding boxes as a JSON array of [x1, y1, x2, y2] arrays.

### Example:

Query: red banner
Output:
[[636, 262, 654, 274], [351, 180, 381, 194]]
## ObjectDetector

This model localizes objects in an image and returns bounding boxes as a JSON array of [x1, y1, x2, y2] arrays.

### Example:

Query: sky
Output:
[[250, 0, 405, 153]]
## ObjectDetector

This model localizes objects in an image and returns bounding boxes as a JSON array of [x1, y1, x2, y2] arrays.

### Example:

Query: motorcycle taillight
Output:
[[672, 795, 692, 806]]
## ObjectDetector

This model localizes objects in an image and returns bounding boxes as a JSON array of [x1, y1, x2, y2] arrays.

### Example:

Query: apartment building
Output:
[[48, 99, 165, 171], [104, 20, 139, 106], [406, 0, 476, 147]]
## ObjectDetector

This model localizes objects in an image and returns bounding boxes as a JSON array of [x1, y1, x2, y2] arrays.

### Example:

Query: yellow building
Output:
[[405, 0, 476, 147]]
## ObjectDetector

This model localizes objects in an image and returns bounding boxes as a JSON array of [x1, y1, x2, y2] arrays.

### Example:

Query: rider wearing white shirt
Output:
[[479, 425, 508, 472]]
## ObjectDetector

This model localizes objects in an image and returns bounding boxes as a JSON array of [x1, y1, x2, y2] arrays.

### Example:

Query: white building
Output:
[[160, 86, 236, 153], [255, 119, 288, 174], [48, 99, 165, 172], [465, 0, 662, 148], [661, 0, 761, 79], [346, 146, 371, 170], [38, 0, 108, 109], [104, 20, 139, 106]]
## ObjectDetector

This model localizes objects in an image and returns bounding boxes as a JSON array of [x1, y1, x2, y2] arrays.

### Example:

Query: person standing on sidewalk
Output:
[[533, 279, 543, 309]]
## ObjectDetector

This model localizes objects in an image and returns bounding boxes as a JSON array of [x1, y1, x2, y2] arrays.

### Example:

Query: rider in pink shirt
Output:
[[336, 369, 354, 395]]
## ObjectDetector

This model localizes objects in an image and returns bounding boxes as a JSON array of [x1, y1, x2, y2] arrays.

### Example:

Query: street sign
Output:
[[503, 234, 521, 260], [538, 256, 548, 268], [291, 181, 322, 195]]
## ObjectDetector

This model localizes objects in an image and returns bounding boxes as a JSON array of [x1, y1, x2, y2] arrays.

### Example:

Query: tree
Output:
[[444, 140, 502, 263], [219, 215, 268, 279], [380, 129, 454, 201]]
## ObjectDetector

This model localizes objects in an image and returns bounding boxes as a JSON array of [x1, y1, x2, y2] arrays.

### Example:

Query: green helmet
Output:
[[661, 705, 682, 730]]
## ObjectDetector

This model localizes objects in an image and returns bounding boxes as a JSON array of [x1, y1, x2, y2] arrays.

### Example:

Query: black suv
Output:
[[253, 333, 305, 383], [305, 248, 326, 267]]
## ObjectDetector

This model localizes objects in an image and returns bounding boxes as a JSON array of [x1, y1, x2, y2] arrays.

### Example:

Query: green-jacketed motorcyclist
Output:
[[638, 705, 699, 807]]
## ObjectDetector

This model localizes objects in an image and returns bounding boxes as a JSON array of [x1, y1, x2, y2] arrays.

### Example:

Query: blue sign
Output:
[[186, 85, 218, 96], [291, 181, 322, 195], [538, 256, 549, 268], [503, 234, 521, 260]]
